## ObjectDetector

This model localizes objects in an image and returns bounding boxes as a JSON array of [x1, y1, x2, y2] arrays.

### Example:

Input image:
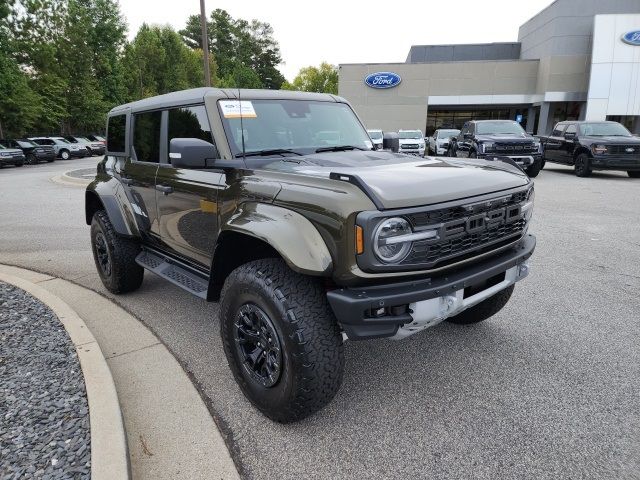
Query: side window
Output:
[[132, 111, 162, 163], [107, 114, 127, 152], [552, 124, 567, 136], [565, 124, 577, 135], [167, 105, 215, 150]]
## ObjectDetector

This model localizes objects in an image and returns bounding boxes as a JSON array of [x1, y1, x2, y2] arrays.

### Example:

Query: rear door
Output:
[[155, 104, 224, 268], [119, 110, 162, 241], [545, 123, 567, 163]]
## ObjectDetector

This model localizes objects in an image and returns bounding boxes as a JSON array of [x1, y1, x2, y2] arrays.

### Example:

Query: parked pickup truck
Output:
[[539, 121, 640, 177], [450, 120, 543, 177], [86, 88, 536, 422]]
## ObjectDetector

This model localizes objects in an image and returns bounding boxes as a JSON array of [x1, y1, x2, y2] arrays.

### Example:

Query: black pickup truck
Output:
[[449, 120, 543, 177], [539, 121, 640, 177]]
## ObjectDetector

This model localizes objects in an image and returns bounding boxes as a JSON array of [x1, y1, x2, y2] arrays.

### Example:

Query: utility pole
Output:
[[200, 0, 211, 87]]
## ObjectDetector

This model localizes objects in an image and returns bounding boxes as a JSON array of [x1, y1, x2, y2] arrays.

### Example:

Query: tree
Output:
[[179, 9, 285, 89], [122, 24, 215, 101], [283, 63, 338, 94]]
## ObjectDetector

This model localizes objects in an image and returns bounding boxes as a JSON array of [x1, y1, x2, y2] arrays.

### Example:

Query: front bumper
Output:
[[482, 153, 542, 167], [327, 234, 536, 340], [70, 148, 87, 158], [400, 147, 426, 156], [590, 155, 640, 171], [0, 154, 25, 165]]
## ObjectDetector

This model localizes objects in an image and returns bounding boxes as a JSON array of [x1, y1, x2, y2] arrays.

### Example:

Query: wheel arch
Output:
[[208, 203, 333, 301], [573, 146, 591, 161], [85, 182, 140, 237]]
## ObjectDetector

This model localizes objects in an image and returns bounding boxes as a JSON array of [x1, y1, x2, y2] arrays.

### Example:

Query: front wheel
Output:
[[26, 154, 37, 165], [90, 210, 144, 294], [525, 160, 542, 178], [220, 258, 344, 423], [446, 285, 514, 325], [60, 149, 70, 160], [628, 171, 640, 178], [574, 153, 592, 177]]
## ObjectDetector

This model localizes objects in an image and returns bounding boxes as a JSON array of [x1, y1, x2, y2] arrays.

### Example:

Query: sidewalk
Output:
[[0, 265, 240, 480]]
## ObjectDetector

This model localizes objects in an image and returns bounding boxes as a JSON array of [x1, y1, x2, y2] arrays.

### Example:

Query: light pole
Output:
[[200, 0, 211, 87]]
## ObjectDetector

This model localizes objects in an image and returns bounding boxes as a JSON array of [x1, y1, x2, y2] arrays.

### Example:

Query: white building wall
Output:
[[586, 14, 640, 120]]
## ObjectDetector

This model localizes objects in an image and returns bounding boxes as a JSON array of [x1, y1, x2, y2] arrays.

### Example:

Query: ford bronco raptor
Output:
[[86, 88, 536, 423]]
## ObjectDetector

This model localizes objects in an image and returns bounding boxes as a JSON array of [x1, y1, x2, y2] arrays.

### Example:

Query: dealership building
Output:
[[338, 0, 640, 136]]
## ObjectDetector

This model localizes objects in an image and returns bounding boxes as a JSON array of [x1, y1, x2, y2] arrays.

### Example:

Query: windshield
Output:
[[476, 121, 525, 135], [399, 130, 422, 140], [437, 129, 460, 139], [218, 99, 372, 156], [368, 130, 383, 140], [580, 123, 631, 137]]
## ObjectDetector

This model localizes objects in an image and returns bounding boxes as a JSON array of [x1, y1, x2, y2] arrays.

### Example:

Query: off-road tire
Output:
[[26, 154, 37, 165], [90, 210, 144, 294], [60, 149, 70, 160], [628, 171, 640, 178], [446, 285, 515, 325], [220, 258, 344, 423], [525, 160, 542, 178], [574, 153, 592, 177]]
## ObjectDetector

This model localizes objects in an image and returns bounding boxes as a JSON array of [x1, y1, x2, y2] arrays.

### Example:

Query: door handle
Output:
[[156, 184, 173, 195], [120, 177, 134, 186]]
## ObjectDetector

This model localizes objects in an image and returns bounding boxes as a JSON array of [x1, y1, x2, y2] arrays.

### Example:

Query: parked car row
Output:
[[368, 119, 640, 179], [0, 134, 105, 166]]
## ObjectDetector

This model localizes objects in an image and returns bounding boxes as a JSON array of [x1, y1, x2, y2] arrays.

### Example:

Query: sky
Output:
[[118, 0, 555, 81]]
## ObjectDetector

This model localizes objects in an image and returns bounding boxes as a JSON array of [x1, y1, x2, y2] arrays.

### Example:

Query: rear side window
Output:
[[552, 124, 567, 136], [107, 115, 126, 152], [132, 111, 162, 163], [168, 105, 214, 147]]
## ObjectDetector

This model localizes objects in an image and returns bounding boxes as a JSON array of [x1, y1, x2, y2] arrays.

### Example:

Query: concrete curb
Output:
[[50, 169, 94, 187], [0, 270, 130, 480]]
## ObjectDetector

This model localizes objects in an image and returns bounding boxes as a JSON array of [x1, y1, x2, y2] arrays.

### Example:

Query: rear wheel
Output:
[[90, 210, 144, 294], [220, 258, 344, 423], [574, 153, 592, 177], [628, 171, 640, 178], [446, 285, 515, 325]]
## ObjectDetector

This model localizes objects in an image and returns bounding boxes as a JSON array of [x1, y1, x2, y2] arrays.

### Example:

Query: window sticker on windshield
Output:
[[220, 100, 257, 119]]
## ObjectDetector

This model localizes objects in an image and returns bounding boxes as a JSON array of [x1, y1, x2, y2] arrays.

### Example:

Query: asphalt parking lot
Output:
[[1, 158, 639, 479]]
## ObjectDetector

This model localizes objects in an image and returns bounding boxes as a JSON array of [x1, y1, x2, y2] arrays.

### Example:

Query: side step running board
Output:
[[136, 250, 209, 299]]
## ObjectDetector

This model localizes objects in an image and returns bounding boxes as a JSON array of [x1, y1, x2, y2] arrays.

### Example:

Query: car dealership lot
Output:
[[1, 159, 639, 479]]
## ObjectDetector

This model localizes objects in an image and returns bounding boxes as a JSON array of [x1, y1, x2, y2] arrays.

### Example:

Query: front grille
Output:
[[490, 142, 537, 154], [408, 190, 526, 228], [404, 219, 526, 266], [401, 144, 420, 149], [607, 145, 640, 155]]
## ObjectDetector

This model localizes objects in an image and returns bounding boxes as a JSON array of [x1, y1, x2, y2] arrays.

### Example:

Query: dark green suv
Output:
[[86, 88, 536, 422]]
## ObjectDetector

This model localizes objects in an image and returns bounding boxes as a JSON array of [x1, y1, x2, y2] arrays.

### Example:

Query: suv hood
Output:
[[475, 133, 533, 142], [399, 138, 423, 144], [580, 135, 640, 144], [264, 150, 529, 209]]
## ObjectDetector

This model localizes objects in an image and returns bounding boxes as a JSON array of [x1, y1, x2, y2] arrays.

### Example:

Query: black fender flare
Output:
[[85, 177, 141, 237]]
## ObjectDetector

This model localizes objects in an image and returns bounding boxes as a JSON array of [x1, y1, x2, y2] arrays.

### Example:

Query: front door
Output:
[[120, 110, 162, 242], [545, 123, 566, 163], [155, 104, 225, 268], [560, 124, 578, 164]]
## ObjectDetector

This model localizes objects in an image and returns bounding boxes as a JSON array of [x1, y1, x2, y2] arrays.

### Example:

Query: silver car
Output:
[[64, 136, 106, 156], [29, 137, 87, 160]]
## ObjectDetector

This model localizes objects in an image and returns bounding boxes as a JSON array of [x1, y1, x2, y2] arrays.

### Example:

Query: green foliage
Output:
[[284, 62, 339, 95], [122, 24, 215, 100], [179, 9, 285, 89]]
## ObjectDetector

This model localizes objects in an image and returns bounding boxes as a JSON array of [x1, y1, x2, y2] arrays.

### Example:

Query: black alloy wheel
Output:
[[234, 303, 282, 388], [93, 231, 112, 279], [574, 153, 592, 177], [26, 153, 37, 165]]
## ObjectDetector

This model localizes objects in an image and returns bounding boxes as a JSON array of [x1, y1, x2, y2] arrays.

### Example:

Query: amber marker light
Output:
[[355, 225, 364, 254]]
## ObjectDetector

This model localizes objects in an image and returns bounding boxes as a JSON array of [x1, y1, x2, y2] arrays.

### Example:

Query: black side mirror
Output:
[[169, 138, 219, 168], [382, 132, 399, 152]]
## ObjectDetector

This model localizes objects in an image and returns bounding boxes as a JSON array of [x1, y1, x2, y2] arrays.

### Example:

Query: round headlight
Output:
[[373, 217, 412, 263]]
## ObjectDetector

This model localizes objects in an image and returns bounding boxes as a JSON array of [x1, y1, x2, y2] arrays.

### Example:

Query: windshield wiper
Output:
[[236, 148, 303, 158], [315, 145, 366, 153]]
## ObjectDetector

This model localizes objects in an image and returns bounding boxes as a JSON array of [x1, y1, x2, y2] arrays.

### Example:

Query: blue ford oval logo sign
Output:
[[364, 72, 402, 89], [622, 30, 640, 46]]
